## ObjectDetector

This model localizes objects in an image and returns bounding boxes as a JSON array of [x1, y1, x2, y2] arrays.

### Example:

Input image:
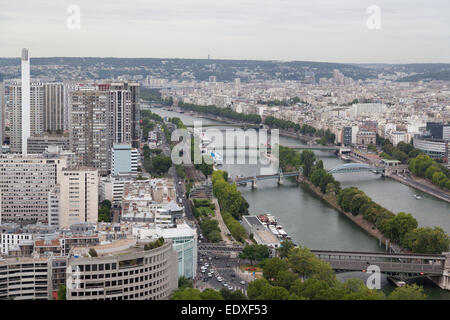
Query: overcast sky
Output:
[[0, 0, 449, 63]]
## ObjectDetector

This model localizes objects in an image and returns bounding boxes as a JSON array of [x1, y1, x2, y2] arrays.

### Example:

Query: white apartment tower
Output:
[[21, 48, 31, 155], [58, 168, 99, 229]]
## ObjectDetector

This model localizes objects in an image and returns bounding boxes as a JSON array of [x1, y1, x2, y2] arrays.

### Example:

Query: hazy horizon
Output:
[[1, 0, 449, 64]]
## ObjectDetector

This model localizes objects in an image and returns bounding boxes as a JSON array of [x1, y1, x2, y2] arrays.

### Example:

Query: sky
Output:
[[0, 0, 449, 63]]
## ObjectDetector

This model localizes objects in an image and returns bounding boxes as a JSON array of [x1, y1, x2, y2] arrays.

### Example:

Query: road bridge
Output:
[[328, 163, 385, 174], [232, 169, 303, 188], [198, 243, 450, 289], [311, 250, 446, 280]]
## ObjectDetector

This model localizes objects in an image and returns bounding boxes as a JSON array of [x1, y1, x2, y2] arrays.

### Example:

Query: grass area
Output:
[[193, 199, 222, 243], [192, 199, 216, 219]]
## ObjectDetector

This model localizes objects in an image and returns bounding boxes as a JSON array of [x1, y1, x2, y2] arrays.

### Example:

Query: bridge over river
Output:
[[198, 243, 450, 289], [230, 163, 407, 188]]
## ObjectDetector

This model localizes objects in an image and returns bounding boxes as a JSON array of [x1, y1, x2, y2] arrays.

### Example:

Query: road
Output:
[[194, 251, 250, 294], [393, 171, 450, 203]]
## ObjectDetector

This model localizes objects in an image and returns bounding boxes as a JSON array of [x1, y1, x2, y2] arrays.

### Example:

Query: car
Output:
[[240, 281, 245, 285], [201, 269, 206, 273], [208, 273, 212, 278], [226, 264, 230, 267], [208, 257, 212, 261], [230, 273, 236, 278], [223, 283, 228, 287], [204, 263, 209, 267], [178, 181, 182, 185]]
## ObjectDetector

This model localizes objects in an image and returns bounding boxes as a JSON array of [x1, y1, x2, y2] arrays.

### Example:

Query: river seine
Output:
[[150, 107, 450, 299]]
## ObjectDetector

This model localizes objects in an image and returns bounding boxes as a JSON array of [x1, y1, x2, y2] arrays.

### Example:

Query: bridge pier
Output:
[[278, 170, 284, 185], [429, 253, 450, 290], [251, 177, 257, 189]]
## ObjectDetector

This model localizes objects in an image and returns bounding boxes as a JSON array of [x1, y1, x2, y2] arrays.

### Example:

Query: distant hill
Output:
[[0, 57, 449, 82]]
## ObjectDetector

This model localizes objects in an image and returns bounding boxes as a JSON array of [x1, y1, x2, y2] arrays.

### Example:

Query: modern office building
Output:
[[133, 223, 197, 279], [111, 143, 139, 176], [109, 82, 140, 149], [426, 122, 444, 140], [342, 126, 352, 146], [109, 84, 132, 147], [0, 153, 67, 224], [413, 136, 449, 167], [66, 239, 178, 300], [43, 83, 65, 132], [69, 88, 109, 175]]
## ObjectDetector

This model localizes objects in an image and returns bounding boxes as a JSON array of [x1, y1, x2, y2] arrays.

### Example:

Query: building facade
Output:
[[43, 83, 65, 132], [66, 240, 177, 300], [111, 143, 139, 176], [58, 168, 99, 229], [69, 88, 109, 175], [0, 153, 67, 224]]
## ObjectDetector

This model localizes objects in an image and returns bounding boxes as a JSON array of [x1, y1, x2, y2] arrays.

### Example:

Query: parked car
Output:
[[240, 281, 245, 285]]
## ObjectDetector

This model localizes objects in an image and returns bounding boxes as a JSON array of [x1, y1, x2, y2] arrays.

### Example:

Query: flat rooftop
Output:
[[244, 215, 265, 228]]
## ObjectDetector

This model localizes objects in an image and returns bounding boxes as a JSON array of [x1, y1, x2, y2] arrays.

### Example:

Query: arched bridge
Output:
[[328, 163, 385, 174], [232, 169, 303, 188], [230, 163, 386, 188]]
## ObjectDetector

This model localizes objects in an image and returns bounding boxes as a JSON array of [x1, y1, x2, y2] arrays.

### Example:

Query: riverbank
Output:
[[388, 174, 450, 204], [166, 106, 317, 142], [299, 177, 405, 253]]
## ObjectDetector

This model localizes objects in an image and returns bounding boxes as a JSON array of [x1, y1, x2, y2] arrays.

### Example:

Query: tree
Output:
[[200, 289, 224, 300], [389, 284, 426, 300], [288, 246, 320, 279], [247, 278, 272, 300], [58, 285, 66, 300], [403, 227, 450, 254], [239, 244, 270, 265], [382, 212, 418, 244], [220, 288, 248, 300], [178, 276, 193, 290], [274, 270, 298, 291], [151, 155, 172, 176], [277, 239, 295, 258], [260, 286, 291, 300], [300, 150, 316, 178], [88, 248, 98, 257], [337, 278, 386, 300], [262, 257, 289, 282], [171, 288, 202, 300]]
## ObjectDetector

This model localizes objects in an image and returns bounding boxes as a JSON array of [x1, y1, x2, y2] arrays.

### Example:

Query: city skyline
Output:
[[0, 0, 449, 63]]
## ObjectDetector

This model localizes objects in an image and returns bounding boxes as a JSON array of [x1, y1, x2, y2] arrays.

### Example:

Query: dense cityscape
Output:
[[0, 48, 448, 303], [1, 2, 450, 311]]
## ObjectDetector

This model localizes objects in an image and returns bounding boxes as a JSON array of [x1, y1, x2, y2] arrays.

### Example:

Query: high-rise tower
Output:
[[21, 48, 30, 155]]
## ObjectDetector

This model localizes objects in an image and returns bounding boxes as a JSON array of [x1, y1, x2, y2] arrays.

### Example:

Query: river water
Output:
[[150, 107, 450, 299]]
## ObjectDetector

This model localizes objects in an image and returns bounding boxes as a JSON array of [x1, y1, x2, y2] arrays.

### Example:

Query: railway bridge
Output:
[[198, 243, 450, 290]]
